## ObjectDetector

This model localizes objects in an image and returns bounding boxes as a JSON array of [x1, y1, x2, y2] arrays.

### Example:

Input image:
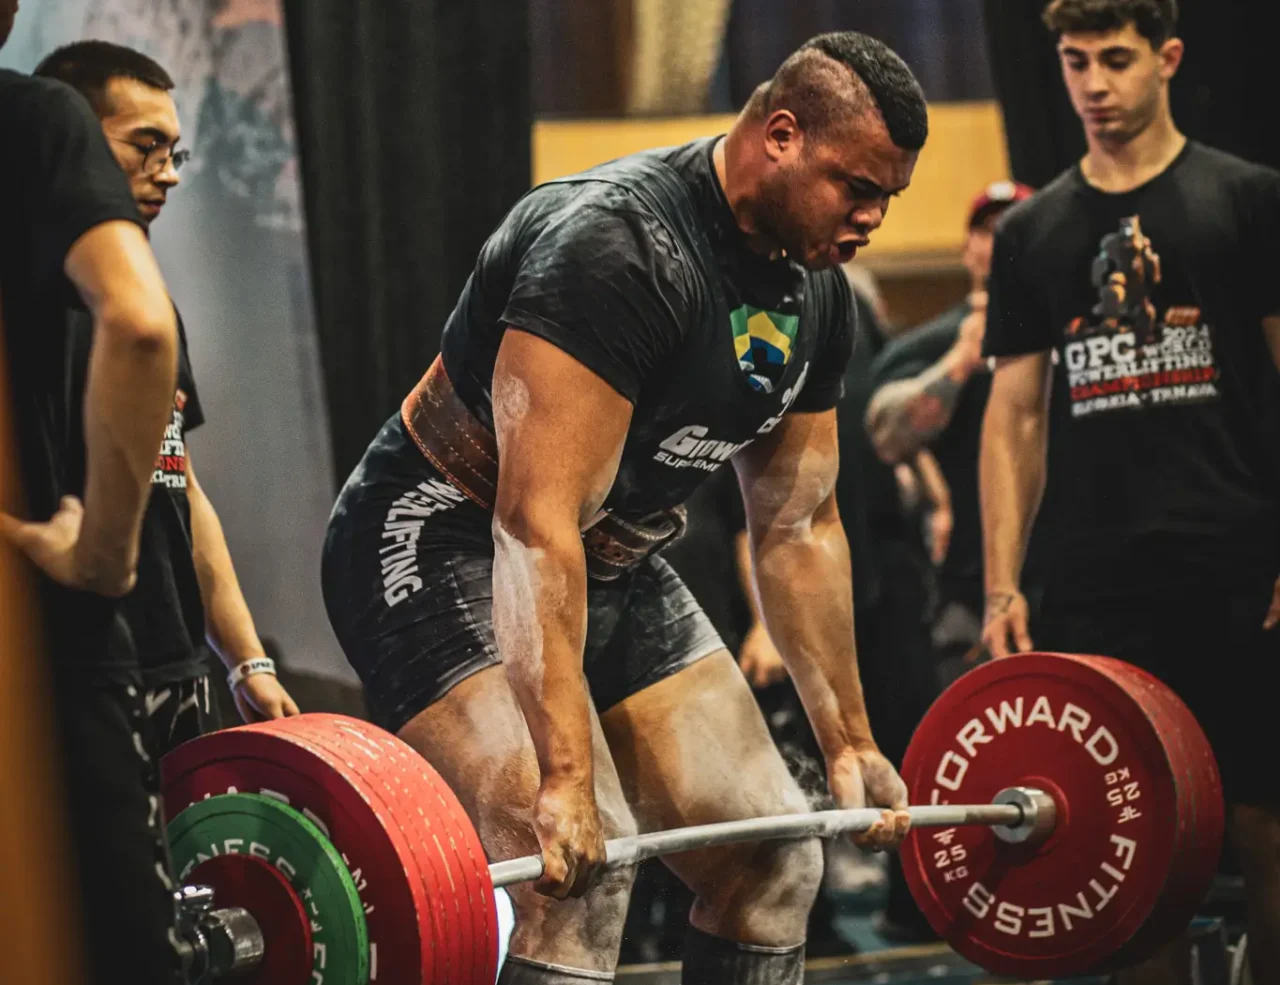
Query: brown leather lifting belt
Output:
[[401, 356, 686, 580]]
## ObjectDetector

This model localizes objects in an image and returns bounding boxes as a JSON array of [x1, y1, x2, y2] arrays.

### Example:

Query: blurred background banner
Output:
[[0, 0, 349, 683]]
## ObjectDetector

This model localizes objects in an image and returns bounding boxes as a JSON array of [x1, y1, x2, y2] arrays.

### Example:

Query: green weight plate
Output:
[[168, 793, 370, 985]]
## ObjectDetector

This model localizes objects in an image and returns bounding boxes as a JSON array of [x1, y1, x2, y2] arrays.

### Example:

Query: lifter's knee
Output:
[[690, 835, 825, 947], [507, 863, 636, 974], [505, 799, 639, 976]]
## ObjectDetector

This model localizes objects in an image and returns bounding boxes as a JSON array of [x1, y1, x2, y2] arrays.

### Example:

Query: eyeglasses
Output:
[[112, 137, 191, 175]]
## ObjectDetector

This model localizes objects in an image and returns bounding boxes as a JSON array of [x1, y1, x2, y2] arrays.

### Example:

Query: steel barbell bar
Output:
[[488, 785, 1056, 888]]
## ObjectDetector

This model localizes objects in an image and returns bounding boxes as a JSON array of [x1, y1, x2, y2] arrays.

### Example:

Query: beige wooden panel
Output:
[[532, 102, 1012, 266]]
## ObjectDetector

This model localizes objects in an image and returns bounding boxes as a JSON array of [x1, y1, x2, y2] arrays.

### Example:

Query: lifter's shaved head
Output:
[[748, 33, 929, 153], [724, 32, 927, 271]]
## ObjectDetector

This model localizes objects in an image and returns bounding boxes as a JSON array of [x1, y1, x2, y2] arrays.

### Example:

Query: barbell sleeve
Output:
[[488, 785, 1054, 889]]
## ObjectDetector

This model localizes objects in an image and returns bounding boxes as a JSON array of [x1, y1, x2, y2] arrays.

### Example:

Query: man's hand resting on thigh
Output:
[[827, 745, 911, 852]]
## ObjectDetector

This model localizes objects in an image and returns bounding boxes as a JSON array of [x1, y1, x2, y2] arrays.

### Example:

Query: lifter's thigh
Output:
[[398, 664, 638, 973], [601, 651, 824, 947]]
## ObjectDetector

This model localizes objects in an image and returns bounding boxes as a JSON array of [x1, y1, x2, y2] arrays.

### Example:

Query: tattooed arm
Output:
[[865, 293, 988, 464]]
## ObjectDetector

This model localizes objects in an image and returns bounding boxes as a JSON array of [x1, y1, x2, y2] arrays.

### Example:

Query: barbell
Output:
[[161, 652, 1224, 983]]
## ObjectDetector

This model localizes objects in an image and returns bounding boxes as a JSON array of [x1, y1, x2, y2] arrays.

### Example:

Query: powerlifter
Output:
[[324, 32, 925, 985]]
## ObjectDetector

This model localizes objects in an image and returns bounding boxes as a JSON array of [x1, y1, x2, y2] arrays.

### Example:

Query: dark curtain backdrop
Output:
[[721, 0, 994, 108], [282, 0, 532, 485], [984, 0, 1279, 189]]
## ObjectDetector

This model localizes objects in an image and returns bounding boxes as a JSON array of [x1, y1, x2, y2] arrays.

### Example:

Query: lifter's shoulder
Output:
[[511, 179, 695, 291]]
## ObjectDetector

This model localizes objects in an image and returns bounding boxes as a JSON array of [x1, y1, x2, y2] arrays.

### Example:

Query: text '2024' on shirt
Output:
[[984, 142, 1280, 596]]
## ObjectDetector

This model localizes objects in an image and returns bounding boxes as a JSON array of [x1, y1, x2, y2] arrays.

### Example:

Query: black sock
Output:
[[498, 955, 615, 983], [681, 926, 804, 985]]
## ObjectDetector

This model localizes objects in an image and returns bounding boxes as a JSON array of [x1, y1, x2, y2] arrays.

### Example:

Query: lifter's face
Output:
[[754, 111, 917, 271], [1058, 23, 1183, 145], [99, 77, 184, 226]]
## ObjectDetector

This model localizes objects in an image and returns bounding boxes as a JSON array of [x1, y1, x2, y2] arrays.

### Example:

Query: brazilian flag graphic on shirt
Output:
[[730, 305, 800, 394]]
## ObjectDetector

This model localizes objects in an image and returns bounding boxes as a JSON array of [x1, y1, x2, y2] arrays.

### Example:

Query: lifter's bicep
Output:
[[492, 329, 633, 533], [733, 409, 841, 540]]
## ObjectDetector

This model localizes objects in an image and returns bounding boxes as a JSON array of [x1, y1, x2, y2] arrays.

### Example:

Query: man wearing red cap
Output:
[[864, 181, 1034, 647]]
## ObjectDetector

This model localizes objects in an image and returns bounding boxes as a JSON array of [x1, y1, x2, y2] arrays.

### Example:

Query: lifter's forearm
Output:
[[752, 514, 872, 758], [79, 305, 177, 579], [492, 518, 594, 787], [979, 398, 1046, 594]]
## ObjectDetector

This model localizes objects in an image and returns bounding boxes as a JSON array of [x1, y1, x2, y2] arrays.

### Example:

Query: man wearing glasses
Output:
[[35, 41, 300, 756]]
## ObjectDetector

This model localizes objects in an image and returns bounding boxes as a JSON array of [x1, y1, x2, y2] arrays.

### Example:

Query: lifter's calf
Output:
[[1231, 802, 1280, 983]]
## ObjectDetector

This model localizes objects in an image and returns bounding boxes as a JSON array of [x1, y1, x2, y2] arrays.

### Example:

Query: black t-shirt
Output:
[[872, 301, 990, 607], [62, 306, 209, 685], [435, 136, 856, 521], [985, 142, 1280, 597], [0, 70, 147, 668]]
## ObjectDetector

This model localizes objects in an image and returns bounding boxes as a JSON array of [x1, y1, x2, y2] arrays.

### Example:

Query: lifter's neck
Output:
[[1079, 107, 1186, 195], [716, 125, 786, 259]]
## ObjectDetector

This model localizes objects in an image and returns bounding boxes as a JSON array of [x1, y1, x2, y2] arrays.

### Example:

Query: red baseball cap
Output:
[[968, 180, 1035, 229]]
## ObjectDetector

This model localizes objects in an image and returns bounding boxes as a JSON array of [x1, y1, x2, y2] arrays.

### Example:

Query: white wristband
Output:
[[227, 657, 276, 690]]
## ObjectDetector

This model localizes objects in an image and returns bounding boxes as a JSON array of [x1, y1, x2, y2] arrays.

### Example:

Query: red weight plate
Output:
[[254, 717, 460, 985], [1092, 658, 1223, 970], [900, 652, 1183, 979], [162, 722, 429, 984], [275, 716, 464, 985], [1083, 657, 1201, 971], [188, 852, 313, 985], [299, 715, 499, 985]]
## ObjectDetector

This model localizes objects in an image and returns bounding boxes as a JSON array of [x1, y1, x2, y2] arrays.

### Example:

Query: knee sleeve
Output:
[[681, 926, 804, 985], [499, 955, 615, 983]]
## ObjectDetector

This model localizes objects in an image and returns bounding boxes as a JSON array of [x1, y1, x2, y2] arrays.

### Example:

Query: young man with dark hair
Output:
[[324, 32, 926, 984], [865, 181, 1033, 641], [0, 8, 183, 984], [34, 41, 300, 754], [980, 0, 1280, 979]]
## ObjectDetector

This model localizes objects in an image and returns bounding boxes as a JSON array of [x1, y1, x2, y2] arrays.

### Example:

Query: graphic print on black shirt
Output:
[[153, 385, 195, 489], [984, 142, 1280, 590], [124, 314, 208, 685], [1063, 215, 1221, 420]]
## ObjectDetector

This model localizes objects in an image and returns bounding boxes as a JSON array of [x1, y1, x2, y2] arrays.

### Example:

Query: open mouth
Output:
[[832, 240, 866, 265]]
